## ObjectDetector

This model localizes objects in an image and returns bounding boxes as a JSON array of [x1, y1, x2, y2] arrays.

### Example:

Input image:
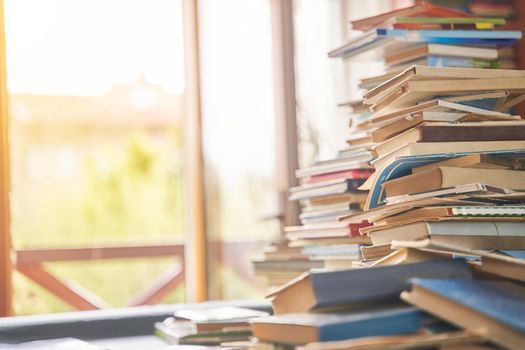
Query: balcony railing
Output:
[[15, 241, 262, 312]]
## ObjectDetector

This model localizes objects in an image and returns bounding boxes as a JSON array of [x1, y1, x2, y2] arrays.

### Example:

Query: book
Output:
[[295, 161, 372, 178], [267, 260, 472, 315], [369, 91, 511, 125], [155, 318, 252, 345], [371, 142, 525, 176], [401, 279, 525, 349], [364, 65, 525, 106], [302, 169, 373, 184], [366, 220, 525, 248], [289, 179, 367, 201], [328, 29, 520, 59], [299, 331, 485, 350], [381, 167, 525, 197], [370, 78, 525, 115], [411, 153, 525, 173], [375, 205, 525, 226], [360, 243, 393, 261], [389, 56, 501, 70], [365, 149, 525, 209], [341, 193, 491, 223], [391, 239, 525, 283], [373, 121, 525, 158], [285, 221, 371, 239], [173, 306, 269, 324], [250, 307, 436, 345]]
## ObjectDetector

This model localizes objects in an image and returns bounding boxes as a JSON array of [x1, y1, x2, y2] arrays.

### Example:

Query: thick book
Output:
[[285, 221, 371, 239], [289, 178, 367, 201], [366, 220, 525, 248], [374, 121, 525, 158], [250, 307, 436, 345], [376, 205, 525, 226], [382, 166, 525, 197], [371, 141, 525, 173], [411, 154, 525, 173], [401, 279, 525, 349], [267, 260, 472, 315]]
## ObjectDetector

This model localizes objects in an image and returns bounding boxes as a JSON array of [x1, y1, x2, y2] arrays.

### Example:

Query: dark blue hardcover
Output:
[[317, 307, 439, 341], [309, 260, 472, 309], [410, 279, 525, 333]]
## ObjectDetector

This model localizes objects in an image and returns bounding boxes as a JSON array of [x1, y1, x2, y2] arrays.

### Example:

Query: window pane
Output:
[[293, 0, 393, 166], [5, 0, 186, 314], [198, 0, 279, 299]]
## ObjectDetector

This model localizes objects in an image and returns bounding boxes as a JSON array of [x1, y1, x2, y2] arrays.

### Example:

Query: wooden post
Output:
[[271, 0, 300, 232], [182, 0, 208, 302], [0, 0, 12, 316]]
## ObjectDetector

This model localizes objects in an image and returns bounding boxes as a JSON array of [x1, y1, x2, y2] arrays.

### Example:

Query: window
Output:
[[198, 0, 280, 299], [5, 0, 187, 314]]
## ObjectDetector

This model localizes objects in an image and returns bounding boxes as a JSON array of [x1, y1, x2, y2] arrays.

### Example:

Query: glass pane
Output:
[[293, 0, 393, 166], [5, 0, 186, 314], [198, 0, 279, 299]]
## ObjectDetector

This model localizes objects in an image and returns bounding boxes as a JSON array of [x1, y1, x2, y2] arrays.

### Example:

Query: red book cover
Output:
[[349, 221, 373, 237]]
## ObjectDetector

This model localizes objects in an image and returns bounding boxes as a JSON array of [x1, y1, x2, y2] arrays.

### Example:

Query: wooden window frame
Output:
[[0, 0, 300, 314]]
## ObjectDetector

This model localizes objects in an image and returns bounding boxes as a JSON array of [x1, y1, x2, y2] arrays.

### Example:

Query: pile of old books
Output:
[[154, 306, 268, 346], [253, 111, 377, 286], [252, 159, 374, 286], [247, 65, 525, 350], [334, 1, 520, 100]]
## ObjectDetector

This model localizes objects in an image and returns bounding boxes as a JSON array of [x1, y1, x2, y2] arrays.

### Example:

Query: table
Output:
[[0, 300, 272, 349]]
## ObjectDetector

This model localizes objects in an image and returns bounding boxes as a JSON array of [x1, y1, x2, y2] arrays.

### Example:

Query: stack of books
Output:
[[250, 239, 525, 349], [340, 65, 525, 263], [246, 3, 525, 347], [331, 1, 521, 92]]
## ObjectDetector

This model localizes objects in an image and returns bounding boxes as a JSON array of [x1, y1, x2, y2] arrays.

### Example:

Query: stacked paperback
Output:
[[334, 1, 520, 95]]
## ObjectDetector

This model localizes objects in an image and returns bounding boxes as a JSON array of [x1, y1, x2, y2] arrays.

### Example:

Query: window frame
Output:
[[0, 0, 299, 315]]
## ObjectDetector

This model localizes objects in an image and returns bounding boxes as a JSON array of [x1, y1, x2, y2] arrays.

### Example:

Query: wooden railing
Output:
[[14, 241, 262, 312]]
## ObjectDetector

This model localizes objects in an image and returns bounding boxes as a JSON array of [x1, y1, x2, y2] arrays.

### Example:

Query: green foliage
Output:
[[12, 131, 186, 314]]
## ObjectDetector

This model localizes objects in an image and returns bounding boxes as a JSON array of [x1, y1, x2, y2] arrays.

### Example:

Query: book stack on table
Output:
[[247, 2, 525, 347], [247, 68, 525, 350]]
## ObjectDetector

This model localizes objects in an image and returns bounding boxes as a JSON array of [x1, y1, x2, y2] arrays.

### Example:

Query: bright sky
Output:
[[4, 0, 185, 96]]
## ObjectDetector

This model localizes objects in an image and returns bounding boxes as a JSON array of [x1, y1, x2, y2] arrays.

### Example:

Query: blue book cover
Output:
[[408, 279, 525, 333], [368, 149, 525, 208], [331, 28, 520, 58], [253, 307, 448, 343], [378, 28, 522, 40]]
